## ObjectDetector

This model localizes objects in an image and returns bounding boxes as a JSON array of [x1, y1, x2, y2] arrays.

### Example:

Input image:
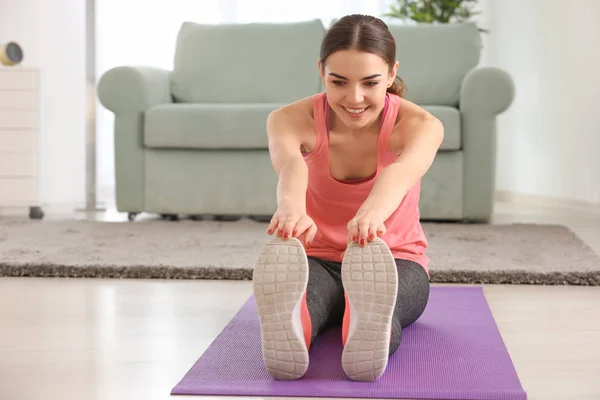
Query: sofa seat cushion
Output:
[[422, 105, 461, 150], [144, 103, 286, 149]]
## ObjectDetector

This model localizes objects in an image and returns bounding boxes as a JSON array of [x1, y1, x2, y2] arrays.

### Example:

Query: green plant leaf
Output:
[[383, 0, 486, 30]]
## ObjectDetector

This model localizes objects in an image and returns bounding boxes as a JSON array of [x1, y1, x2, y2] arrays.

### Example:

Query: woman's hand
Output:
[[347, 209, 386, 246], [267, 202, 317, 249]]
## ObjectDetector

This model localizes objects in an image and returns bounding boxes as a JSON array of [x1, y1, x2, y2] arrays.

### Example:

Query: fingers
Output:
[[348, 219, 386, 247], [292, 216, 313, 240], [281, 219, 297, 239], [267, 216, 279, 235], [292, 216, 318, 250], [368, 222, 386, 241], [273, 215, 317, 243], [273, 219, 287, 238], [367, 222, 378, 242], [357, 219, 370, 246], [271, 216, 295, 238], [347, 220, 359, 245], [347, 218, 370, 246], [304, 223, 318, 248]]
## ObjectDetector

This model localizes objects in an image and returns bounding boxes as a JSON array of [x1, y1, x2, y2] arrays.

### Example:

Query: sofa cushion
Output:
[[171, 20, 325, 104], [144, 103, 284, 149], [422, 105, 461, 150], [389, 23, 481, 107]]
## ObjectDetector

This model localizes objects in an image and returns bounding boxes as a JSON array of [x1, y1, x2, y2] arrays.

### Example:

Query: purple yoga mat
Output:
[[171, 286, 527, 400]]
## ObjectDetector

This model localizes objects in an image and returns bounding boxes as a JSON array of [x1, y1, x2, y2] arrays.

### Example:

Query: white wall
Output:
[[0, 0, 85, 207], [486, 0, 600, 205]]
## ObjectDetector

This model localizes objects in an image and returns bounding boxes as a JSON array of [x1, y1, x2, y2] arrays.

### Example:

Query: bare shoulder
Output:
[[268, 96, 315, 135], [394, 97, 436, 125], [267, 95, 316, 151], [390, 97, 441, 153]]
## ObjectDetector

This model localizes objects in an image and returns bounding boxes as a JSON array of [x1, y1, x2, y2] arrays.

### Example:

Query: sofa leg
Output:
[[461, 218, 488, 224], [128, 212, 138, 221], [161, 214, 179, 221], [214, 215, 242, 222], [29, 206, 44, 220], [249, 215, 273, 223]]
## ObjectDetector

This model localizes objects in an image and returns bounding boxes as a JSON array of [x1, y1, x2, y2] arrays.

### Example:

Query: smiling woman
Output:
[[315, 16, 408, 136], [320, 17, 406, 96], [318, 49, 400, 131], [253, 14, 444, 384], [325, 69, 385, 118]]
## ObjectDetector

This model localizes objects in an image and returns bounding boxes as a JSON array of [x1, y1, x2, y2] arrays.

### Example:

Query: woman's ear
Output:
[[389, 60, 399, 85], [317, 58, 326, 83]]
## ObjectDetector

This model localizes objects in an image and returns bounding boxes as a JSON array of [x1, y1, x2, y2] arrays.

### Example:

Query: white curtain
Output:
[[96, 0, 393, 198]]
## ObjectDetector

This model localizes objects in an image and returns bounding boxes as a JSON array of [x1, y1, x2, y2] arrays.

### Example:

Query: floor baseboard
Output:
[[495, 190, 600, 214]]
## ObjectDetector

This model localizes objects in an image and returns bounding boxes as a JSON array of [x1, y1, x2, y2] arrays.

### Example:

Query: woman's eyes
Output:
[[331, 80, 379, 87]]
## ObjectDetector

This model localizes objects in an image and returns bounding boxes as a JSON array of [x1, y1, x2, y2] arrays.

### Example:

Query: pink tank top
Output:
[[303, 92, 429, 275]]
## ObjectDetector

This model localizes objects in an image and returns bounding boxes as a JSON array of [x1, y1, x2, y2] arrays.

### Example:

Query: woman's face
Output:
[[319, 49, 398, 131]]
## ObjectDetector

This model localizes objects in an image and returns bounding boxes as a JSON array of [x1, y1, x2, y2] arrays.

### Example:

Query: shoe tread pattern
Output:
[[341, 238, 398, 382], [253, 237, 309, 380]]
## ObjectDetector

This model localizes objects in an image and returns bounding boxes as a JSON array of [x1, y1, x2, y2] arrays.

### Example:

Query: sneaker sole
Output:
[[252, 237, 310, 380], [341, 238, 398, 382]]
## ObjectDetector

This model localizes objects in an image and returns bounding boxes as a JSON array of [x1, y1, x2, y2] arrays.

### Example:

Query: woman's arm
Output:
[[266, 105, 318, 244], [266, 109, 308, 213]]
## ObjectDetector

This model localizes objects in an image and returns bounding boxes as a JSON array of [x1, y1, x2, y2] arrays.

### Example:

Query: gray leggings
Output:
[[305, 257, 430, 355]]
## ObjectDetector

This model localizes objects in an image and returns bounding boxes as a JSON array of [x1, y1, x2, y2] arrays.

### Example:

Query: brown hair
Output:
[[319, 14, 405, 97]]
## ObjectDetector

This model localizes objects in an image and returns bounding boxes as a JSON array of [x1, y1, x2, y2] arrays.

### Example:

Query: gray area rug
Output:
[[1, 218, 599, 285]]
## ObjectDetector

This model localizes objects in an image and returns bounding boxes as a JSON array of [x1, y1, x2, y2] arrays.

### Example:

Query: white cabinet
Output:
[[0, 68, 43, 219]]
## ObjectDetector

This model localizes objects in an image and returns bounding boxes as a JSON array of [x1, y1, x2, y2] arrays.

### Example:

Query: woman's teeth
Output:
[[344, 107, 366, 114]]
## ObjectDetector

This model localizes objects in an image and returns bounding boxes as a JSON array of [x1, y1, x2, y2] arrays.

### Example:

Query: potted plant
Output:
[[383, 0, 488, 32]]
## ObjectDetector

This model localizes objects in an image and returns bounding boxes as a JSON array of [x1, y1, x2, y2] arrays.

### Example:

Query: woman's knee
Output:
[[394, 259, 430, 327]]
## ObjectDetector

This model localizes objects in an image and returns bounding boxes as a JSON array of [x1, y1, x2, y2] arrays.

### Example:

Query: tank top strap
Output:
[[304, 92, 328, 164], [377, 93, 402, 166]]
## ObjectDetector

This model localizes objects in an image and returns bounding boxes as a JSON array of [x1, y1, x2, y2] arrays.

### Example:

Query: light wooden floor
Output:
[[1, 201, 599, 400]]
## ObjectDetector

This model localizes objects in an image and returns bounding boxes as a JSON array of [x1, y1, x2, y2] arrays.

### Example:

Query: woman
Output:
[[252, 14, 444, 382]]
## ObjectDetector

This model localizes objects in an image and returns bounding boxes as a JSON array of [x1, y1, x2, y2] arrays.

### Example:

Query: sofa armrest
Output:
[[96, 66, 172, 213], [460, 67, 515, 116], [458, 67, 515, 222], [97, 66, 172, 115]]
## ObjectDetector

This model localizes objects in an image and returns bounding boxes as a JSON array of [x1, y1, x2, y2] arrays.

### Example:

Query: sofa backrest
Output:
[[388, 22, 481, 106], [171, 20, 326, 104]]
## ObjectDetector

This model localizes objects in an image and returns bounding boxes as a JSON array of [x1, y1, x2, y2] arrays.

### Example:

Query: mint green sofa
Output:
[[97, 19, 514, 222]]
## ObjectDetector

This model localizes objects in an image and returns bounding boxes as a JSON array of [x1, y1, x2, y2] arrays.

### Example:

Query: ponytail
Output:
[[387, 77, 406, 98]]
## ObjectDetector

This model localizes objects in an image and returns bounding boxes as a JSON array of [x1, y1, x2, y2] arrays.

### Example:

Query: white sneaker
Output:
[[340, 237, 398, 382], [252, 237, 312, 380]]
